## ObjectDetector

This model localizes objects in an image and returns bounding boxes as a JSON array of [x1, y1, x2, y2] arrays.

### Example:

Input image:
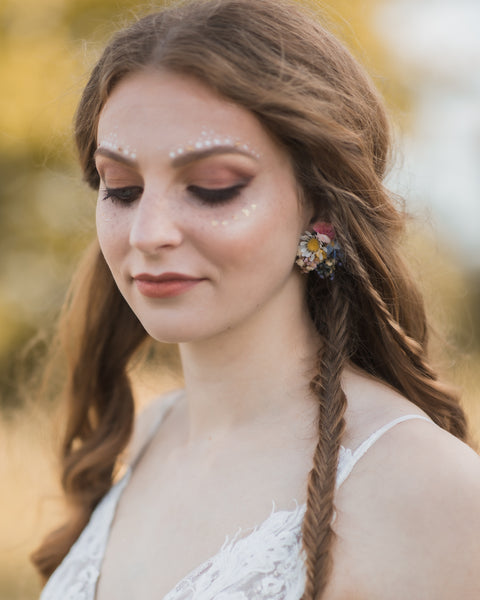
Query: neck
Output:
[[178, 281, 320, 443]]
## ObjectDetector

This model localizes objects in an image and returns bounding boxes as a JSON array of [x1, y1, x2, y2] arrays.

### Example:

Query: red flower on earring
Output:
[[313, 222, 335, 240]]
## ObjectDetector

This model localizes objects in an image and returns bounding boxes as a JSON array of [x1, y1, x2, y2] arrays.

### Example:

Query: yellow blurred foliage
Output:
[[0, 33, 81, 154]]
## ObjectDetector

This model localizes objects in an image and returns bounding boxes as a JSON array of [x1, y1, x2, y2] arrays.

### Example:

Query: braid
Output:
[[302, 281, 350, 599]]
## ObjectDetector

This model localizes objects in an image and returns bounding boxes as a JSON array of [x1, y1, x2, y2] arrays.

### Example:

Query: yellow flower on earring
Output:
[[306, 237, 320, 253]]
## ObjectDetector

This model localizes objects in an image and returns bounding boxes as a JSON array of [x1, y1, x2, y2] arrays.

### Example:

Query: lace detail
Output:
[[40, 414, 432, 600], [40, 474, 307, 600], [40, 473, 131, 600], [164, 504, 307, 600], [40, 453, 348, 600]]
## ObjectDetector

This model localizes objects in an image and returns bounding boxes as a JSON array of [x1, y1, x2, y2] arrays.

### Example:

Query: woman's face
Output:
[[95, 69, 311, 343]]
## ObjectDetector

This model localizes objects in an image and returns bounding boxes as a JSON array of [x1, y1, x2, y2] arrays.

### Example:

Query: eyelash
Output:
[[102, 186, 143, 204], [186, 183, 246, 205], [101, 183, 247, 206]]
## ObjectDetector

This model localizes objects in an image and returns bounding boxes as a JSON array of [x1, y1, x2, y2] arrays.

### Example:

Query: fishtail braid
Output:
[[302, 281, 350, 599]]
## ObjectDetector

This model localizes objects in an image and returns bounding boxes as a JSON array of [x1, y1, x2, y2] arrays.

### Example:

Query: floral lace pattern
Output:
[[40, 414, 431, 600], [40, 474, 130, 600], [163, 503, 307, 600], [40, 457, 336, 600]]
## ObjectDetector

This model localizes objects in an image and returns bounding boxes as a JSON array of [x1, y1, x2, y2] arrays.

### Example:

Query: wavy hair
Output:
[[32, 0, 468, 597]]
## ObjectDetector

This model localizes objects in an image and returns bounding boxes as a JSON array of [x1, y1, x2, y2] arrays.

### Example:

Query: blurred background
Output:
[[0, 0, 479, 597]]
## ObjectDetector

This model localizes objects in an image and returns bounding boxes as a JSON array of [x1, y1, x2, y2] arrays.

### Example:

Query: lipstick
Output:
[[133, 273, 204, 298]]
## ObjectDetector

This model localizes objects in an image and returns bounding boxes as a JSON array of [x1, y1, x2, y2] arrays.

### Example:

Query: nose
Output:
[[129, 190, 183, 254]]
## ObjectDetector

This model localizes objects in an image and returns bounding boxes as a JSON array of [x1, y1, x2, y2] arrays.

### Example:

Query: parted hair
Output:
[[32, 0, 468, 597]]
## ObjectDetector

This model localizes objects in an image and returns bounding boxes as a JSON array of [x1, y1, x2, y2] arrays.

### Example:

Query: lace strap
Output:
[[336, 414, 432, 489]]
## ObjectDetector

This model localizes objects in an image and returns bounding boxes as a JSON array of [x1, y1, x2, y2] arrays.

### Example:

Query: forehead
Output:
[[97, 69, 273, 155]]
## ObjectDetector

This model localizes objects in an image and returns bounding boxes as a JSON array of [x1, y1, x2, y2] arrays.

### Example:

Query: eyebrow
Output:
[[171, 146, 259, 167], [94, 147, 139, 168], [93, 145, 259, 168]]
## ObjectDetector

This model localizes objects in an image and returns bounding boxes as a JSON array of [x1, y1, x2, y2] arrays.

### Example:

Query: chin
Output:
[[141, 325, 195, 345], [140, 312, 240, 345], [140, 320, 214, 345]]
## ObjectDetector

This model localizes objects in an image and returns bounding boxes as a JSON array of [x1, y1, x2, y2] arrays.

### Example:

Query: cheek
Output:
[[205, 201, 259, 229], [95, 201, 129, 270], [177, 190, 259, 232], [196, 196, 302, 271]]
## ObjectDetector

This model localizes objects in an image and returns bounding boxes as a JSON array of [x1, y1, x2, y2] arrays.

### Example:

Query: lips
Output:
[[133, 272, 204, 298]]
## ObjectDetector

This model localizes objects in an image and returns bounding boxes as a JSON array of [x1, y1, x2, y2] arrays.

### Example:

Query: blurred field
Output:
[[0, 413, 63, 600], [0, 0, 479, 598]]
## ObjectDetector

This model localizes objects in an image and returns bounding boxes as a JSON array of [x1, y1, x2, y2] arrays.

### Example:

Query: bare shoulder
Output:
[[124, 389, 183, 466], [333, 378, 480, 599], [340, 365, 430, 446]]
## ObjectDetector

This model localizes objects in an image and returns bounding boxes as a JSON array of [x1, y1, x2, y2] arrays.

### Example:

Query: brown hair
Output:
[[32, 0, 468, 597]]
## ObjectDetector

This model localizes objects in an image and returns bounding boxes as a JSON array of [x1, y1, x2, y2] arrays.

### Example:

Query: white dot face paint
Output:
[[163, 128, 263, 231], [96, 128, 263, 232], [210, 202, 258, 228], [168, 128, 261, 162], [98, 131, 137, 160]]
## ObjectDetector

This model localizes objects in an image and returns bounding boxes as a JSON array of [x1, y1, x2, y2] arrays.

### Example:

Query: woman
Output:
[[33, 0, 480, 598]]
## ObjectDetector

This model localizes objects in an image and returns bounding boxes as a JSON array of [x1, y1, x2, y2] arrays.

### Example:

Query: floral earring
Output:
[[295, 222, 343, 280]]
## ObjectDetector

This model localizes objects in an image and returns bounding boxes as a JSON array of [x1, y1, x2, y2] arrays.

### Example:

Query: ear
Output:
[[306, 205, 328, 229], [300, 200, 316, 230]]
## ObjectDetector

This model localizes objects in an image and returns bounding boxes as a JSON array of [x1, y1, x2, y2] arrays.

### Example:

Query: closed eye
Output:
[[102, 186, 143, 204], [187, 183, 247, 205]]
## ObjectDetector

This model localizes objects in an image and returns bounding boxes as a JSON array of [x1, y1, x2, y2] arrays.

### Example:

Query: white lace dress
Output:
[[40, 412, 431, 600]]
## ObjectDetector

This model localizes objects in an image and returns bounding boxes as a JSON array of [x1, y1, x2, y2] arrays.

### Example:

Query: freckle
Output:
[[242, 208, 250, 217], [187, 145, 194, 151], [211, 220, 219, 227]]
